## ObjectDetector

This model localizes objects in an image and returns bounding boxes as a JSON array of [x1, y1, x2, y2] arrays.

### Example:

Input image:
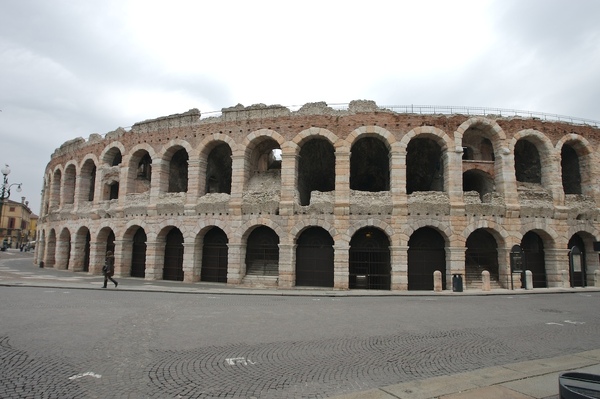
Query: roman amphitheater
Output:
[[34, 100, 600, 291]]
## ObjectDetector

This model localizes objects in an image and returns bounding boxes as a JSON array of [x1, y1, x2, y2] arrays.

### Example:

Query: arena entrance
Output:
[[131, 228, 147, 278], [163, 228, 184, 281], [465, 229, 499, 288], [408, 227, 446, 290], [349, 228, 390, 290], [568, 234, 586, 287], [295, 227, 334, 288], [245, 226, 279, 276], [521, 231, 547, 288], [201, 227, 228, 283]]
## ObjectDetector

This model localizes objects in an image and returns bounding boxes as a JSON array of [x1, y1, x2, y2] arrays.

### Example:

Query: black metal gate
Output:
[[296, 228, 334, 287], [408, 227, 446, 290], [131, 228, 146, 278], [163, 229, 184, 281], [465, 229, 499, 286], [202, 228, 228, 283], [245, 226, 279, 276], [521, 231, 547, 288], [349, 228, 390, 290]]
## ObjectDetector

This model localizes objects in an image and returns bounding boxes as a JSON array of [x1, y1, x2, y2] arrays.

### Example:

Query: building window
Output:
[[9, 207, 15, 212], [8, 218, 15, 229]]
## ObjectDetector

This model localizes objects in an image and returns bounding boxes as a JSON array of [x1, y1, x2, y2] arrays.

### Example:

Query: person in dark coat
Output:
[[103, 250, 118, 288]]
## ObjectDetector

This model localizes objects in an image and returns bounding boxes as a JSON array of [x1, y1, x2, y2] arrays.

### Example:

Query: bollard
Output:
[[433, 270, 443, 292], [595, 270, 600, 287], [482, 270, 491, 291], [525, 270, 533, 290]]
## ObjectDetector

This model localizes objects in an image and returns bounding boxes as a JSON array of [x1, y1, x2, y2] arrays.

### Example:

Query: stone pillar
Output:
[[447, 147, 465, 215], [446, 246, 466, 290], [278, 243, 295, 288], [390, 245, 408, 290], [585, 248, 599, 287], [113, 239, 124, 277], [334, 146, 350, 217], [561, 269, 570, 288], [497, 247, 512, 289], [144, 240, 164, 280], [278, 149, 298, 217], [228, 154, 245, 216], [148, 159, 167, 215], [54, 237, 70, 270], [594, 270, 600, 287], [545, 248, 569, 288], [333, 242, 349, 290], [70, 238, 85, 272], [226, 243, 245, 285], [182, 241, 198, 282], [390, 152, 407, 216], [89, 241, 106, 275]]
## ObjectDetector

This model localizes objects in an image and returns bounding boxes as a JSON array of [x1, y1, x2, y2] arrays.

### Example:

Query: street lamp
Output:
[[0, 164, 23, 250]]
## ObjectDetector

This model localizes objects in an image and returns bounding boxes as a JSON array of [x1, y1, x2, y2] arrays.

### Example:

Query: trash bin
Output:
[[355, 275, 367, 289], [452, 274, 463, 292], [559, 372, 600, 398], [39, 261, 44, 268]]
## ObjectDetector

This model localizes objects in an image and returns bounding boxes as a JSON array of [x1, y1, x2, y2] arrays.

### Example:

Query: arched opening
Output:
[[408, 227, 446, 290], [168, 148, 189, 193], [163, 228, 184, 281], [295, 227, 334, 287], [50, 170, 62, 209], [80, 229, 91, 272], [79, 160, 96, 202], [104, 181, 119, 200], [561, 144, 582, 194], [515, 140, 541, 184], [106, 230, 115, 254], [201, 227, 228, 283], [131, 228, 147, 278], [463, 169, 494, 202], [246, 138, 281, 194], [462, 128, 495, 161], [465, 229, 499, 288], [568, 234, 586, 287], [245, 226, 279, 276], [205, 144, 232, 194], [349, 227, 391, 290], [298, 138, 335, 205], [521, 231, 546, 288], [104, 147, 122, 166], [406, 138, 443, 194], [350, 137, 389, 192], [128, 150, 152, 194]]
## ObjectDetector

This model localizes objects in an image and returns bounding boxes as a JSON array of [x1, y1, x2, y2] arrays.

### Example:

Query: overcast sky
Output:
[[1, 0, 599, 214]]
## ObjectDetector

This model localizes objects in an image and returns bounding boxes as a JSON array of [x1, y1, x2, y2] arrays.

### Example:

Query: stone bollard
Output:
[[482, 270, 491, 291], [433, 270, 443, 292], [595, 270, 600, 287], [525, 270, 533, 290]]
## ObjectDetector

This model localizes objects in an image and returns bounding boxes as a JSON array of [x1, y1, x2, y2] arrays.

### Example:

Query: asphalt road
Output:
[[1, 255, 599, 398]]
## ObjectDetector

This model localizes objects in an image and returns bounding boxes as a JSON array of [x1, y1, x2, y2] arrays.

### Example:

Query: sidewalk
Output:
[[2, 249, 600, 398]]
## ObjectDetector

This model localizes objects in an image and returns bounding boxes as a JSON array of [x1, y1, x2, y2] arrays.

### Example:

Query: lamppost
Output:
[[0, 164, 22, 250]]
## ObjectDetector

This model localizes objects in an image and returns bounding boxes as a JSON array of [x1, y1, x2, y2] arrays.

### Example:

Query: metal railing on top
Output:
[[200, 103, 600, 128]]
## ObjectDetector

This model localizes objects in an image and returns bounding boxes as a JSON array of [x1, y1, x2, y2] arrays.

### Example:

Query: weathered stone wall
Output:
[[35, 101, 600, 291]]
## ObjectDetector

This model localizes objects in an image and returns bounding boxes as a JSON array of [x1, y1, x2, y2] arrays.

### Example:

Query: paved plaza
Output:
[[1, 250, 600, 398]]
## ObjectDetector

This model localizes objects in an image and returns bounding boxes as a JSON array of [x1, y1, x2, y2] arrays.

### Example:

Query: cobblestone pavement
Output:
[[1, 252, 600, 398]]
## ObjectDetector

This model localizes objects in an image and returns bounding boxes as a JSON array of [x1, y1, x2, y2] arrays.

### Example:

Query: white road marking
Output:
[[68, 371, 102, 380]]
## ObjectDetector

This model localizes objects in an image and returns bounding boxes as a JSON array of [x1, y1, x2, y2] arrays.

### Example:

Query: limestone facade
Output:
[[35, 101, 600, 291]]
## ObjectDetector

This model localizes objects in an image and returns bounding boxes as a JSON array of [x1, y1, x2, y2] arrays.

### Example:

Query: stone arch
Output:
[[454, 117, 507, 153], [62, 162, 77, 205], [50, 166, 64, 209], [45, 228, 57, 268], [290, 219, 337, 242], [201, 139, 233, 196], [100, 142, 126, 166], [78, 157, 97, 203], [73, 226, 91, 272], [244, 224, 280, 277], [125, 143, 156, 195], [556, 134, 594, 197], [462, 220, 509, 248], [160, 141, 193, 193], [403, 220, 452, 247], [347, 126, 396, 149], [407, 226, 447, 290], [56, 227, 71, 270], [242, 130, 284, 193], [347, 219, 394, 241], [239, 218, 286, 243], [292, 127, 339, 148], [511, 129, 558, 190], [297, 136, 336, 205], [349, 226, 391, 290]]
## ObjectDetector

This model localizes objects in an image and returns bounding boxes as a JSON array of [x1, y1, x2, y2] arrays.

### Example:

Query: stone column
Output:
[[70, 237, 85, 272], [185, 159, 201, 215], [585, 248, 599, 286], [390, 245, 408, 290], [54, 237, 70, 270], [113, 239, 125, 277], [497, 247, 512, 289], [447, 147, 465, 215], [446, 246, 466, 290], [89, 241, 106, 275], [228, 154, 245, 216], [545, 248, 569, 288], [144, 240, 164, 281], [148, 159, 167, 215], [227, 243, 245, 285], [390, 152, 407, 216], [182, 241, 198, 282], [334, 146, 350, 217], [278, 243, 295, 288], [278, 149, 297, 216], [333, 242, 349, 290]]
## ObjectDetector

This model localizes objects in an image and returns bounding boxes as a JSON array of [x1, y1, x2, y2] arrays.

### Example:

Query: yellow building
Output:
[[0, 197, 35, 249]]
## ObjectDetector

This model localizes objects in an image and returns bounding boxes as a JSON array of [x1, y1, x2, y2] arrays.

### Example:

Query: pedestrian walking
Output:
[[102, 250, 118, 288]]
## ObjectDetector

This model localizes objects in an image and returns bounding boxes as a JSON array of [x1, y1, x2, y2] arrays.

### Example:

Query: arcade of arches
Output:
[[36, 102, 600, 291]]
